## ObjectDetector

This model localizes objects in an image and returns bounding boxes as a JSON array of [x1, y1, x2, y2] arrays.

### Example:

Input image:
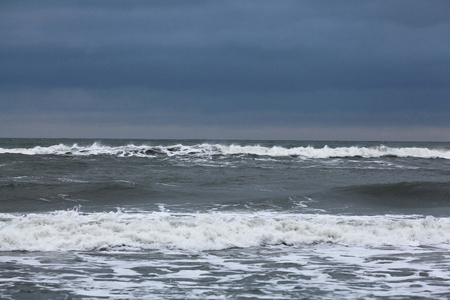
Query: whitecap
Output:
[[1, 143, 448, 159], [1, 211, 449, 252]]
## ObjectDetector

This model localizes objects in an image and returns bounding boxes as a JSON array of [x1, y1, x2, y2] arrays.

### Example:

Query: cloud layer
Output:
[[1, 1, 449, 140]]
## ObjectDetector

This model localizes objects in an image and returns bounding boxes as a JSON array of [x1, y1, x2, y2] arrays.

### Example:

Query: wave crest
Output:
[[1, 211, 449, 251], [0, 143, 449, 159]]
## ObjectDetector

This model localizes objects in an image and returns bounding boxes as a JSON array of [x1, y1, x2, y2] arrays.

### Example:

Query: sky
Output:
[[1, 0, 449, 141]]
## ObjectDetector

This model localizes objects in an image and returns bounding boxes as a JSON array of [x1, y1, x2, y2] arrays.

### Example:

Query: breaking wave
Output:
[[1, 211, 449, 251], [0, 143, 449, 159]]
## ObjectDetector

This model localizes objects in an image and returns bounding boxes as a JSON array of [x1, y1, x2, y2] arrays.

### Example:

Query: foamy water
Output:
[[1, 240, 449, 299], [1, 211, 449, 252], [1, 142, 449, 159]]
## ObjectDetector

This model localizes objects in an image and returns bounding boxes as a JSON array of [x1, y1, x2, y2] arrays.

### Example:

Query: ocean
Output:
[[0, 138, 449, 299]]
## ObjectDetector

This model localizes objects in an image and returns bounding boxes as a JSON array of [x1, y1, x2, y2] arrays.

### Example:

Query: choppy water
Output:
[[0, 138, 449, 299]]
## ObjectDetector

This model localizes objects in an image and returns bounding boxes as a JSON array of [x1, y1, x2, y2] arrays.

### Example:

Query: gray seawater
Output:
[[0, 138, 449, 299]]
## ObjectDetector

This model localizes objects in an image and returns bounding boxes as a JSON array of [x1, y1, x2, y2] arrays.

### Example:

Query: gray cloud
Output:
[[0, 0, 449, 140]]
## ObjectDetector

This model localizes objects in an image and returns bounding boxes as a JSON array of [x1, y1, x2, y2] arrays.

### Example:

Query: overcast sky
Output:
[[1, 0, 449, 141]]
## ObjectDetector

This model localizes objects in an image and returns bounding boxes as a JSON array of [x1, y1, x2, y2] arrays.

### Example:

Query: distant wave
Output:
[[0, 143, 449, 159], [0, 211, 449, 251]]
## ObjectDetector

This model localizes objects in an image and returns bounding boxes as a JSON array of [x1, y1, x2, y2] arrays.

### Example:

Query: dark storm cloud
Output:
[[0, 0, 449, 139]]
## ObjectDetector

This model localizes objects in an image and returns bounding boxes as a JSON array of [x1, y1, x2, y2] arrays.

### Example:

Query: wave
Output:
[[0, 143, 449, 159], [1, 211, 449, 251], [334, 181, 450, 208]]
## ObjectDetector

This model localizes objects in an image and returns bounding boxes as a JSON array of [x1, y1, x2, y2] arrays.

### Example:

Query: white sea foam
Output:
[[1, 243, 448, 299], [217, 144, 450, 159], [1, 143, 449, 159], [1, 211, 449, 251]]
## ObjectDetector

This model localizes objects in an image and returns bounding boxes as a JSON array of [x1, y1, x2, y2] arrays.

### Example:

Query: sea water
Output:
[[0, 139, 449, 299]]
